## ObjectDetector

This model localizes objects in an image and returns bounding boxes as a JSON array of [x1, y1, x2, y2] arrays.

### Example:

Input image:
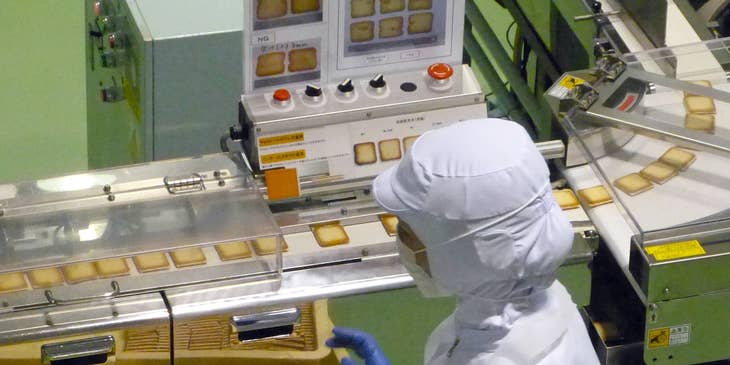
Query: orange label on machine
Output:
[[265, 168, 300, 201], [261, 150, 306, 164], [259, 132, 305, 147], [647, 328, 670, 348]]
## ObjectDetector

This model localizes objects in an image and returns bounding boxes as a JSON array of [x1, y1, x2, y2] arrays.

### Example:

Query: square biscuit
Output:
[[133, 253, 170, 273], [0, 273, 27, 293], [288, 48, 318, 73], [379, 214, 398, 236], [552, 189, 580, 210], [408, 0, 432, 10], [291, 0, 320, 13], [614, 173, 653, 196], [379, 139, 402, 161], [256, 52, 286, 77], [215, 242, 253, 261], [312, 222, 350, 247], [578, 185, 613, 207], [63, 262, 98, 284], [94, 258, 130, 278], [408, 12, 433, 34], [684, 95, 716, 114], [380, 0, 405, 13], [379, 17, 404, 38], [354, 142, 377, 165], [659, 147, 696, 171], [403, 135, 419, 152], [27, 268, 64, 288], [252, 236, 288, 256], [257, 0, 288, 20], [685, 113, 715, 132], [351, 21, 375, 43], [170, 248, 207, 268], [351, 0, 375, 18], [640, 162, 678, 184], [683, 80, 712, 97]]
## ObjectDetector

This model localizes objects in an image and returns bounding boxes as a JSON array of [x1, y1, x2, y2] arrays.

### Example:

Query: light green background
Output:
[[0, 1, 87, 183]]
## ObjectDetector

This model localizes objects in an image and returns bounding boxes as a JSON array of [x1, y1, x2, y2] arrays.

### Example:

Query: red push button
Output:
[[428, 63, 454, 80], [273, 89, 291, 102]]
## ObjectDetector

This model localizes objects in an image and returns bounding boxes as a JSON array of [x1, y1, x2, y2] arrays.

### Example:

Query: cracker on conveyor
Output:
[[133, 252, 170, 273], [685, 113, 715, 132], [0, 273, 27, 293], [170, 248, 207, 268], [63, 262, 98, 284], [613, 173, 653, 196], [683, 80, 712, 97], [683, 95, 716, 114], [27, 268, 64, 288], [379, 214, 399, 236], [252, 236, 288, 256], [312, 222, 350, 247], [640, 161, 678, 184], [95, 258, 130, 278], [577, 185, 613, 207], [215, 242, 253, 261], [552, 189, 580, 210], [659, 147, 696, 171]]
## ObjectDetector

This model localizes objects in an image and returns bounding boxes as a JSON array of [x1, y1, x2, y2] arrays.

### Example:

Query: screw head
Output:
[[107, 195, 116, 201]]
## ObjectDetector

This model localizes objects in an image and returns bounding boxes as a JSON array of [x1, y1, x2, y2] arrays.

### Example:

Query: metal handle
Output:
[[230, 307, 300, 343], [164, 173, 205, 194], [41, 335, 115, 365], [45, 281, 120, 306]]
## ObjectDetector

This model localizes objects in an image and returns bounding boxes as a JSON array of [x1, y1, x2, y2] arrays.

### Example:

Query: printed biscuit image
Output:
[[552, 189, 580, 210], [252, 236, 288, 255], [288, 47, 318, 72], [613, 173, 653, 196], [380, 214, 399, 236], [685, 113, 715, 132], [133, 252, 170, 273], [257, 0, 288, 20], [408, 12, 433, 34], [577, 185, 613, 207], [291, 0, 320, 13], [408, 0, 432, 10], [403, 135, 419, 152], [0, 273, 27, 293], [256, 52, 286, 77], [351, 0, 375, 18], [95, 258, 130, 278], [28, 268, 64, 288], [659, 147, 696, 170], [170, 248, 207, 268], [379, 139, 402, 161], [683, 95, 716, 114], [215, 242, 253, 261], [354, 142, 377, 165], [351, 21, 375, 42], [640, 161, 678, 184], [312, 222, 350, 247], [380, 0, 405, 13], [379, 16, 404, 38], [63, 262, 98, 284]]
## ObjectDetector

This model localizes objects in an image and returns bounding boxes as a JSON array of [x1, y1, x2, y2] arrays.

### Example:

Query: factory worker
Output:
[[327, 119, 599, 364]]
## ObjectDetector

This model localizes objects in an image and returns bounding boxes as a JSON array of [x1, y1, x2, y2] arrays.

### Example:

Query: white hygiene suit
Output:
[[372, 119, 600, 365]]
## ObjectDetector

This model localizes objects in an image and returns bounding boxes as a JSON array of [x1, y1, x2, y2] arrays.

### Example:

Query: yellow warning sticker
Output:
[[259, 132, 305, 147], [645, 240, 706, 261], [261, 150, 306, 164], [559, 75, 586, 89], [648, 328, 670, 348]]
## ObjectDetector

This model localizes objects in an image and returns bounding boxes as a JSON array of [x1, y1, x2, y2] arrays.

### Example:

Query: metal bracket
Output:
[[41, 335, 115, 365], [164, 173, 205, 194], [44, 281, 121, 306]]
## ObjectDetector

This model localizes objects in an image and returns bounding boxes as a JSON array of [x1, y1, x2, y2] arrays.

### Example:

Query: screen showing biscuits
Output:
[[354, 142, 377, 165], [253, 40, 321, 89], [345, 0, 444, 56], [379, 139, 402, 161], [254, 0, 323, 30]]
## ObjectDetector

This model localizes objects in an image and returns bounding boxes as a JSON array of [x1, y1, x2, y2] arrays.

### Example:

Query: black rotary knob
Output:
[[338, 79, 355, 93], [305, 84, 322, 98], [369, 74, 386, 89]]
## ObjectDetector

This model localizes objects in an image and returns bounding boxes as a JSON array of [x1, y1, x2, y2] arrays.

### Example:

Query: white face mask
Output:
[[396, 223, 452, 298]]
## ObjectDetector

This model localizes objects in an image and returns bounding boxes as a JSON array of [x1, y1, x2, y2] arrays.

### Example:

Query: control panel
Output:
[[240, 63, 486, 180]]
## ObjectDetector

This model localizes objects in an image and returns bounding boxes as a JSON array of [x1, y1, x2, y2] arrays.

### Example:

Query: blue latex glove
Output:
[[326, 327, 392, 365]]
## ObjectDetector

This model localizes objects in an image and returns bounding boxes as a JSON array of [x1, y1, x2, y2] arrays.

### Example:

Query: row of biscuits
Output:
[[256, 0, 321, 20], [256, 48, 318, 77], [350, 13, 433, 42], [684, 80, 716, 133], [352, 0, 433, 18], [613, 147, 696, 196], [0, 217, 401, 294], [354, 135, 419, 165]]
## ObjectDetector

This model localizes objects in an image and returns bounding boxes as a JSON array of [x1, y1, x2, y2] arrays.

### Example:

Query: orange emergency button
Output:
[[273, 88, 291, 102], [427, 63, 454, 80], [264, 168, 300, 201]]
